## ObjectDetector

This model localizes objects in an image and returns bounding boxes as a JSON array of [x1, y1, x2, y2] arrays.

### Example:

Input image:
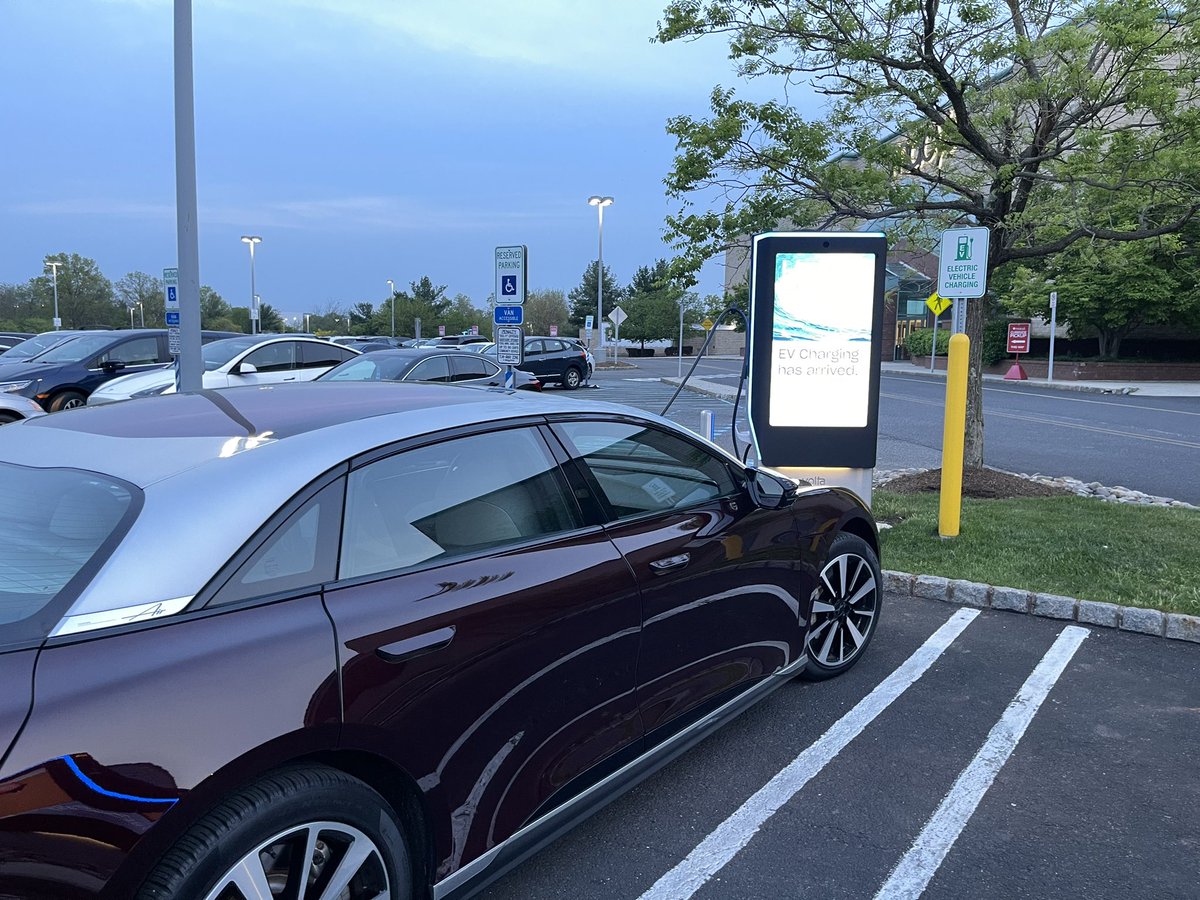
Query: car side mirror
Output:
[[233, 362, 258, 376], [745, 466, 800, 510], [101, 360, 126, 374]]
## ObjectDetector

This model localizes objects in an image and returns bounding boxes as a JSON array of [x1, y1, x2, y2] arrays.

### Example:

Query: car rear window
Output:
[[0, 463, 138, 648]]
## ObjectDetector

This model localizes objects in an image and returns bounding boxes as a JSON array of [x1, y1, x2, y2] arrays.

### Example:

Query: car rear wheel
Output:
[[49, 390, 86, 412], [137, 765, 412, 900], [800, 532, 881, 681], [0, 412, 19, 425], [562, 366, 583, 390]]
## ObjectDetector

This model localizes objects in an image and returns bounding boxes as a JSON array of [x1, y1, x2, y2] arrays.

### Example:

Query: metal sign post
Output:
[[1048, 290, 1058, 382]]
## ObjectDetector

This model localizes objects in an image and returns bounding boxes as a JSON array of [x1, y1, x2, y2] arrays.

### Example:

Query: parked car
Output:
[[0, 394, 45, 424], [483, 335, 590, 389], [0, 382, 880, 899], [0, 329, 101, 367], [318, 347, 541, 390], [0, 329, 237, 411], [0, 332, 33, 355], [563, 337, 596, 376], [87, 335, 361, 405], [431, 334, 490, 347]]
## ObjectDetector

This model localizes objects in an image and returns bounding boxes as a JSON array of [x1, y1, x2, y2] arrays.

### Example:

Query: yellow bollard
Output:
[[939, 333, 970, 537]]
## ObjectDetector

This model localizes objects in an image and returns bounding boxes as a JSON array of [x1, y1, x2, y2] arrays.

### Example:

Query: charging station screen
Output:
[[769, 252, 876, 428]]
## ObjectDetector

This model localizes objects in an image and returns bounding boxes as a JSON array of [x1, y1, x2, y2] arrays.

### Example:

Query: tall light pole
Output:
[[240, 235, 262, 334], [386, 279, 395, 337], [44, 259, 63, 330], [587, 196, 613, 357]]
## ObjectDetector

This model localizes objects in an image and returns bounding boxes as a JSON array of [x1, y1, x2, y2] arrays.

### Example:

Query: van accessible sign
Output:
[[938, 227, 990, 298]]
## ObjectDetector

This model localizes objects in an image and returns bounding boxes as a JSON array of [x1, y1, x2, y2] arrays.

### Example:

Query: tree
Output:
[[115, 271, 164, 328], [568, 261, 623, 332], [621, 260, 699, 349], [34, 253, 120, 328], [657, 0, 1200, 465], [0, 282, 40, 331], [523, 289, 571, 336], [199, 286, 243, 332]]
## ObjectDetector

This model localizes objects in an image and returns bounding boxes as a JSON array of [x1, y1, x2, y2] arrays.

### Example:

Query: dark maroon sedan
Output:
[[0, 382, 880, 899]]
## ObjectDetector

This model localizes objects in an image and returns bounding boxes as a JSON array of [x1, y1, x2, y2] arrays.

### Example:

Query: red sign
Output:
[[1007, 322, 1031, 354], [470, 325, 479, 335], [549, 324, 558, 336]]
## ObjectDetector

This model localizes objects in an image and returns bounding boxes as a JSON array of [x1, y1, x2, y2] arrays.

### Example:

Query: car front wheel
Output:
[[137, 765, 413, 900], [562, 366, 583, 390], [49, 390, 87, 412], [800, 532, 881, 681]]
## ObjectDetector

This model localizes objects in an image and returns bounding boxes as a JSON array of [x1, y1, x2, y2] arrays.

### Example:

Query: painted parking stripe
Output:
[[875, 625, 1090, 900], [637, 608, 981, 900]]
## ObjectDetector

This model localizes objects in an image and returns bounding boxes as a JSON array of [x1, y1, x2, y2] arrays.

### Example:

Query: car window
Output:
[[545, 339, 566, 353], [243, 342, 296, 373], [210, 480, 343, 607], [525, 340, 545, 355], [556, 421, 738, 518], [98, 336, 161, 367], [339, 428, 581, 580], [0, 464, 137, 648], [405, 356, 452, 383], [300, 341, 355, 368], [450, 356, 493, 381]]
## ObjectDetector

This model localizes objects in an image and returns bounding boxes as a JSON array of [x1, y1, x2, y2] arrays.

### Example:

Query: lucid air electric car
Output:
[[0, 382, 881, 899]]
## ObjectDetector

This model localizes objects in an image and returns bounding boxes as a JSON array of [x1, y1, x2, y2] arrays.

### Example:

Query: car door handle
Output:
[[649, 553, 690, 574], [375, 625, 456, 664]]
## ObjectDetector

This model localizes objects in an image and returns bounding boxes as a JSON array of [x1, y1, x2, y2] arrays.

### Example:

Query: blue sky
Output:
[[1, 0, 809, 321]]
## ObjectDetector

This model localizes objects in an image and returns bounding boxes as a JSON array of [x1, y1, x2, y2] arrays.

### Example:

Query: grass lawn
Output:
[[873, 490, 1200, 617]]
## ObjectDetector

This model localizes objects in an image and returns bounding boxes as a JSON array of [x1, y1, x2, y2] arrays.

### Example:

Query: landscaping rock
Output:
[[913, 575, 951, 602], [1032, 593, 1078, 620], [951, 580, 990, 608], [1077, 600, 1121, 628], [1120, 606, 1165, 636], [1165, 614, 1200, 644], [883, 571, 913, 596], [991, 586, 1031, 613]]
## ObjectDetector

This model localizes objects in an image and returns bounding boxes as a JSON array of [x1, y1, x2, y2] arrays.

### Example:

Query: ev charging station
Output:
[[746, 232, 888, 506]]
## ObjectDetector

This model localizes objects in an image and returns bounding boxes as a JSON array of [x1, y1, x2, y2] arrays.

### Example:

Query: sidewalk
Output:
[[661, 360, 1200, 400], [881, 360, 1200, 397]]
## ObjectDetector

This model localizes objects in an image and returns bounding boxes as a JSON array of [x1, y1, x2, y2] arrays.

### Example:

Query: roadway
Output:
[[579, 356, 1200, 505]]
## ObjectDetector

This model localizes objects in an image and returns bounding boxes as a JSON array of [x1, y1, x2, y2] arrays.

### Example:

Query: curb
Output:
[[884, 570, 1200, 644]]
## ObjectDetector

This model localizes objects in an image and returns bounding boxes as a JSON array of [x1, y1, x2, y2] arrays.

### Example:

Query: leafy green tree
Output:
[[34, 253, 120, 328], [621, 260, 700, 349], [657, 0, 1200, 465], [523, 289, 570, 337], [259, 303, 286, 334], [568, 261, 623, 332], [115, 272, 164, 328], [0, 282, 42, 331], [199, 286, 240, 331]]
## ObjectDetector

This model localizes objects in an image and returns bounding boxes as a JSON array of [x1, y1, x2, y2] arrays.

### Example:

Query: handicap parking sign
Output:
[[167, 286, 177, 303], [501, 275, 517, 296]]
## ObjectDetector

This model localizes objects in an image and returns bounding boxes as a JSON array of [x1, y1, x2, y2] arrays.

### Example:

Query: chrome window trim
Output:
[[49, 596, 194, 638]]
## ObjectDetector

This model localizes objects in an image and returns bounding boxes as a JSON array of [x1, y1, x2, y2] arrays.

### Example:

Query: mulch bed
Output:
[[881, 467, 1074, 500]]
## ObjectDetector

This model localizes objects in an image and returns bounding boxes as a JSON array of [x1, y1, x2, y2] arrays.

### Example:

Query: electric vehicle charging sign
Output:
[[747, 232, 886, 469]]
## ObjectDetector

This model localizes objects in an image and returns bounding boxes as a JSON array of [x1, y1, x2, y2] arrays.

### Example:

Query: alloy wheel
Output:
[[806, 551, 878, 669], [202, 821, 390, 900]]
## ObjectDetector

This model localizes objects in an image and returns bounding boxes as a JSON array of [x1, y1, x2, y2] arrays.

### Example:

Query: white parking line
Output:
[[637, 608, 981, 900], [875, 625, 1089, 900]]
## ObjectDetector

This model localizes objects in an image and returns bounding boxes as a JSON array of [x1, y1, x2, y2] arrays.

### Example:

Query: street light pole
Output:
[[44, 260, 62, 330], [587, 196, 613, 358], [386, 279, 395, 337], [240, 235, 262, 334]]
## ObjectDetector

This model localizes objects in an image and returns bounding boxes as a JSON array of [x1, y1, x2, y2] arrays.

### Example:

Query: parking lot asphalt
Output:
[[480, 596, 1200, 899]]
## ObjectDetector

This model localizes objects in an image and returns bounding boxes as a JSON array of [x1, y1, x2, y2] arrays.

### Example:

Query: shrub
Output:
[[904, 327, 950, 357]]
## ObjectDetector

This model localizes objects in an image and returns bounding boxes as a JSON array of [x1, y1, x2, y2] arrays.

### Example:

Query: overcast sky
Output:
[[0, 0, 813, 321]]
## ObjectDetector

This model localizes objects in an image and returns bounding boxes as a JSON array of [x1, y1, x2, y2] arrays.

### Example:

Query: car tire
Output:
[[563, 366, 583, 390], [0, 412, 19, 425], [800, 532, 882, 681], [136, 765, 413, 900], [49, 390, 87, 412]]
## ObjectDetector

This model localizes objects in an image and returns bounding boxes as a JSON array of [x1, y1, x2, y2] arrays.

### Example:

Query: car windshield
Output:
[[0, 463, 138, 648], [202, 336, 272, 371], [26, 333, 117, 364], [2, 333, 80, 361]]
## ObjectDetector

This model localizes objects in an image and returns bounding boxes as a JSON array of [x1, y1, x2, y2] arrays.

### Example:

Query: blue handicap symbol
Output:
[[167, 286, 177, 302], [501, 275, 517, 295]]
